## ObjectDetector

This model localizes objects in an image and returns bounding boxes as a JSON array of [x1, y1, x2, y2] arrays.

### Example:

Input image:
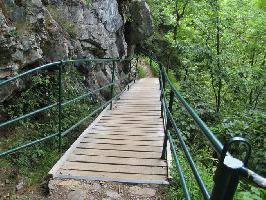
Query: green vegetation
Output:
[[136, 65, 147, 78], [144, 57, 160, 77], [0, 64, 99, 195], [146, 0, 265, 199]]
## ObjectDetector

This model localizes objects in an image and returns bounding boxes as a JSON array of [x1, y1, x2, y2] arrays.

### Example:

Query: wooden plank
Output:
[[114, 105, 161, 108], [113, 108, 161, 111], [80, 138, 163, 147], [87, 130, 164, 136], [57, 169, 167, 183], [94, 124, 163, 128], [100, 118, 162, 122], [67, 155, 167, 167], [104, 112, 161, 115], [61, 161, 167, 175], [91, 126, 163, 131], [97, 120, 163, 124], [102, 115, 162, 119], [84, 133, 163, 141], [116, 99, 159, 101], [77, 143, 163, 152], [99, 118, 163, 123], [91, 128, 164, 133], [94, 123, 163, 127], [72, 148, 162, 159]]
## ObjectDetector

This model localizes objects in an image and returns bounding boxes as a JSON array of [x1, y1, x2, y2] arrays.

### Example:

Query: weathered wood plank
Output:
[[72, 149, 162, 159], [57, 169, 167, 183], [87, 130, 165, 136], [80, 138, 163, 146], [67, 155, 167, 167], [61, 161, 167, 175], [77, 143, 163, 152], [84, 133, 163, 141]]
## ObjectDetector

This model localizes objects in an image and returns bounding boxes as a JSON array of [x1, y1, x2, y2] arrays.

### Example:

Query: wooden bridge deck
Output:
[[49, 78, 169, 184]]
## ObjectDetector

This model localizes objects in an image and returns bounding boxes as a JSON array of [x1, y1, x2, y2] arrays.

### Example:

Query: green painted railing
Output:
[[0, 57, 136, 157], [140, 49, 266, 200]]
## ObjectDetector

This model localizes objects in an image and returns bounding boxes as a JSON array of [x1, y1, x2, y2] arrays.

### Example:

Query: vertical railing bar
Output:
[[167, 90, 174, 129], [161, 86, 167, 159], [161, 86, 172, 159], [159, 66, 164, 118], [168, 131, 191, 200], [110, 61, 116, 110], [127, 59, 132, 90], [165, 103, 210, 199], [134, 57, 139, 83], [58, 62, 63, 155]]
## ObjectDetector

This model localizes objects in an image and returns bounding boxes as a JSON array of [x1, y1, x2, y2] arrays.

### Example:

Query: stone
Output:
[[16, 178, 27, 191], [67, 189, 85, 200], [126, 0, 153, 54], [89, 182, 101, 191], [129, 186, 156, 197], [106, 190, 121, 199], [93, 0, 123, 32]]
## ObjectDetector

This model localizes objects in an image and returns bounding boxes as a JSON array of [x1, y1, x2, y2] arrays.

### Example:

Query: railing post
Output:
[[161, 90, 174, 159], [159, 64, 164, 118], [167, 90, 174, 129], [128, 60, 132, 90], [110, 61, 115, 110], [134, 57, 139, 83], [210, 137, 251, 200], [58, 62, 63, 155]]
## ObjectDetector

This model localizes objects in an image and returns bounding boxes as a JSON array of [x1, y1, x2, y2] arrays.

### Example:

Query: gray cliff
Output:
[[0, 0, 153, 103]]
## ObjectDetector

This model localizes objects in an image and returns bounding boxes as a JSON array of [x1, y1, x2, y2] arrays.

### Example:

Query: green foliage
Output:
[[137, 65, 147, 78], [235, 183, 266, 200], [167, 147, 214, 200], [144, 57, 160, 77], [0, 64, 98, 193], [147, 0, 265, 198]]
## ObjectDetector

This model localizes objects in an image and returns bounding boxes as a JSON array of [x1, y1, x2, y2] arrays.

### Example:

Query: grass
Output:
[[166, 145, 214, 200]]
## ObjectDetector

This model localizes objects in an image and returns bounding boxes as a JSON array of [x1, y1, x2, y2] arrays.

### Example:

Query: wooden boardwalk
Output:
[[49, 78, 169, 184]]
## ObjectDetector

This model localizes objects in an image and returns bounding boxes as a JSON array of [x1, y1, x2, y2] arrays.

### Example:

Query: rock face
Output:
[[0, 0, 153, 103]]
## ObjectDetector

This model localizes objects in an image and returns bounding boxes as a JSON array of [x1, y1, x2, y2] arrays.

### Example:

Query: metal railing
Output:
[[141, 50, 266, 200], [0, 57, 137, 157]]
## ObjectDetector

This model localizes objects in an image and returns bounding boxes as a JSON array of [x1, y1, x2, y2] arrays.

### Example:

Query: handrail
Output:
[[140, 49, 266, 200], [163, 97, 210, 199], [0, 57, 132, 87], [161, 67, 223, 154], [0, 57, 136, 157]]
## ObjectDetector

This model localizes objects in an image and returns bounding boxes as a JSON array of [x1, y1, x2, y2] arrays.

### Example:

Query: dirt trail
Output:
[[140, 60, 154, 77]]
